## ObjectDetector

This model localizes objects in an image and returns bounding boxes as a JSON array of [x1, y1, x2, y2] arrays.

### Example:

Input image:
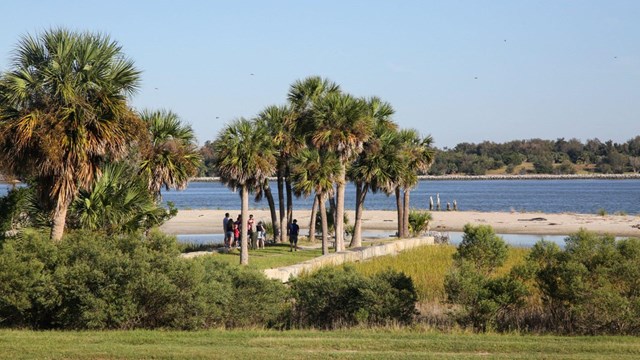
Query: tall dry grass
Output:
[[351, 244, 530, 303]]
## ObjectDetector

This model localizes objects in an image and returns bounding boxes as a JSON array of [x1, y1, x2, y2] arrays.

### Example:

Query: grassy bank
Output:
[[1, 329, 639, 359]]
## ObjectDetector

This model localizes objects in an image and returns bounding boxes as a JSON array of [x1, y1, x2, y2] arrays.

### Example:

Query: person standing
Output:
[[223, 213, 232, 249], [248, 214, 256, 249], [256, 221, 265, 249], [288, 219, 300, 252]]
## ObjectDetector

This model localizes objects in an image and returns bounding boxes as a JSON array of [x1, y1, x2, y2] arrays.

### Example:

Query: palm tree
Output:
[[288, 76, 341, 237], [69, 162, 175, 234], [348, 99, 399, 247], [0, 28, 144, 241], [290, 148, 341, 255], [139, 109, 202, 200], [393, 130, 435, 238], [211, 118, 276, 265], [311, 93, 373, 251], [256, 105, 298, 243]]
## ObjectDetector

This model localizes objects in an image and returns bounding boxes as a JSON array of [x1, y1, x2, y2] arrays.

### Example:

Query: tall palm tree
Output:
[[139, 109, 202, 200], [288, 76, 341, 235], [348, 98, 399, 247], [290, 148, 341, 255], [393, 130, 435, 238], [0, 28, 144, 241], [256, 105, 298, 243], [311, 93, 373, 251], [211, 118, 276, 265]]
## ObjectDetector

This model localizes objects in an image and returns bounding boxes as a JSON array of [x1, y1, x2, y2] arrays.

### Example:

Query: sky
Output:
[[0, 1, 638, 148]]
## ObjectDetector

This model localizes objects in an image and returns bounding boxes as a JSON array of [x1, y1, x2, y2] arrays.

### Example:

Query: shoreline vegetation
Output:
[[4, 172, 640, 186]]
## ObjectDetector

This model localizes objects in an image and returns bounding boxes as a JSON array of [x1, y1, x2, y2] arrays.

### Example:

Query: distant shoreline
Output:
[[189, 173, 640, 182], [2, 173, 640, 185]]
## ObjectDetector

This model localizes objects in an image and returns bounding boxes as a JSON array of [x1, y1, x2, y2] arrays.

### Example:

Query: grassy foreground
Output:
[[2, 329, 640, 359]]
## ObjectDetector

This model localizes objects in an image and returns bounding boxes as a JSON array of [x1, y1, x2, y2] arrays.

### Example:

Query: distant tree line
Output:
[[427, 137, 640, 175]]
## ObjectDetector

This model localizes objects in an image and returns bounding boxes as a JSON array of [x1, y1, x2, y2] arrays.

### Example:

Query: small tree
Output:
[[454, 224, 508, 275], [445, 224, 526, 332]]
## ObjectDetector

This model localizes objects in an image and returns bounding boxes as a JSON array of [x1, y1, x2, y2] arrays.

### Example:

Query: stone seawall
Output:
[[263, 236, 435, 283]]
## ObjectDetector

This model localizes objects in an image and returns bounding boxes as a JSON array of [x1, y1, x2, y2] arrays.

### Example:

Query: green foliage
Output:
[[0, 186, 49, 239], [0, 230, 287, 330], [408, 210, 432, 237], [68, 163, 177, 234], [445, 224, 526, 332], [454, 224, 508, 274], [523, 230, 640, 334], [262, 221, 275, 242], [427, 136, 640, 175], [199, 258, 288, 328], [290, 266, 417, 329]]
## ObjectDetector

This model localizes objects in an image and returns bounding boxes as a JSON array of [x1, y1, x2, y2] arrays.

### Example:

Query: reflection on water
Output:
[[176, 231, 570, 248], [447, 232, 568, 247]]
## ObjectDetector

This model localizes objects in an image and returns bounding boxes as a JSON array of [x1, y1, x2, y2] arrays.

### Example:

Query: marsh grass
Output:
[[351, 245, 530, 302], [2, 329, 640, 359]]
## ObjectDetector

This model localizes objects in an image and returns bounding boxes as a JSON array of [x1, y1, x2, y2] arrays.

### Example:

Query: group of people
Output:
[[222, 213, 266, 250], [221, 213, 301, 252]]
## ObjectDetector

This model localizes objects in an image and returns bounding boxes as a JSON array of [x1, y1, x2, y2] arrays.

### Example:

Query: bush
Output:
[[0, 229, 287, 330], [523, 230, 640, 334], [290, 266, 417, 329], [445, 224, 526, 332], [408, 210, 432, 237], [454, 224, 508, 275]]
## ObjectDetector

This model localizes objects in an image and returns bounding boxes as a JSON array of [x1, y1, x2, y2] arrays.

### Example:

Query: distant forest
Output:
[[426, 136, 640, 175], [197, 136, 640, 177]]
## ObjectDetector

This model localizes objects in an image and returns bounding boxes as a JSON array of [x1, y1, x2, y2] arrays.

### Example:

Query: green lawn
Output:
[[207, 242, 325, 270], [1, 329, 639, 359]]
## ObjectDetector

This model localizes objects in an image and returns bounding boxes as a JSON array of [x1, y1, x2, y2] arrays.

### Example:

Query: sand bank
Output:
[[160, 209, 640, 238]]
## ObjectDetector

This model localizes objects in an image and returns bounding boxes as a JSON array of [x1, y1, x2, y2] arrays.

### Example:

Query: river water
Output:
[[166, 179, 640, 214], [2, 179, 639, 214]]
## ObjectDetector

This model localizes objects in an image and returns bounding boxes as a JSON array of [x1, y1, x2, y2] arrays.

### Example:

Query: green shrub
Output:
[[200, 258, 289, 328], [408, 210, 432, 237], [290, 266, 417, 329], [454, 224, 508, 275], [523, 230, 640, 334], [0, 229, 287, 330], [445, 224, 526, 332]]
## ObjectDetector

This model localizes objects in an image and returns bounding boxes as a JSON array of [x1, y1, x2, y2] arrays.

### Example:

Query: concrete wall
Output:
[[263, 236, 435, 283]]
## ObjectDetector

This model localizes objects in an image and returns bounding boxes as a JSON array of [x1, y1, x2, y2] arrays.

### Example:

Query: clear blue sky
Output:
[[1, 1, 638, 148]]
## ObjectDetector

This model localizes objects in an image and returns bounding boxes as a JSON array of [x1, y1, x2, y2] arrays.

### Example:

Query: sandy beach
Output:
[[161, 209, 640, 238]]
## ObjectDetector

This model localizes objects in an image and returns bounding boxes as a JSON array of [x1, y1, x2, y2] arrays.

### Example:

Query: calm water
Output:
[[2, 179, 639, 214], [176, 231, 571, 248], [167, 179, 640, 214]]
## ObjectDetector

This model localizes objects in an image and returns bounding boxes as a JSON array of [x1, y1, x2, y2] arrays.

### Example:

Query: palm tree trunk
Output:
[[308, 195, 318, 243], [318, 193, 329, 255], [264, 181, 279, 241], [240, 185, 249, 265], [395, 186, 403, 238], [403, 188, 411, 238], [277, 162, 286, 243], [335, 165, 346, 252], [50, 199, 70, 242], [329, 196, 337, 234], [350, 182, 367, 248], [285, 172, 293, 226]]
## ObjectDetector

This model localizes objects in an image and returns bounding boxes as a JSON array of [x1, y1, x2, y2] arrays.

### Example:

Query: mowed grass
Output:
[[206, 242, 324, 270], [2, 329, 640, 359], [351, 244, 530, 302]]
